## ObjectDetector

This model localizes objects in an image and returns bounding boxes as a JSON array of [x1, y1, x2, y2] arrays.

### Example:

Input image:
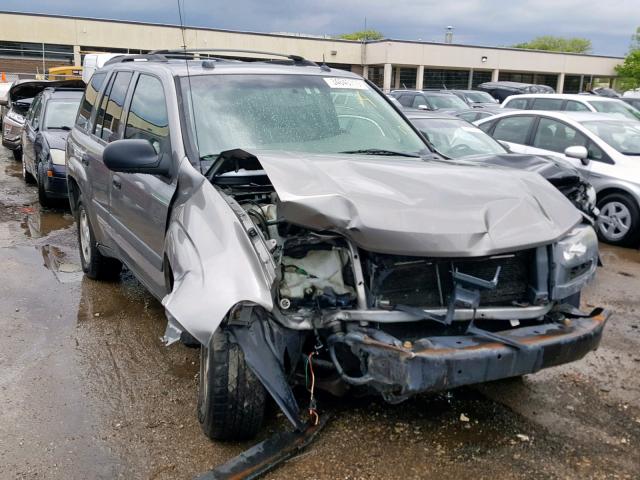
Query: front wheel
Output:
[[22, 157, 35, 184], [12, 149, 22, 161], [37, 163, 53, 208], [198, 327, 266, 441], [76, 196, 122, 280], [596, 193, 640, 247]]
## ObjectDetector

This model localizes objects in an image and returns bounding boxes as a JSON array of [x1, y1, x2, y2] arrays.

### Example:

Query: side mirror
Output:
[[564, 145, 590, 165], [0, 98, 7, 107], [104, 139, 171, 176], [417, 104, 430, 110]]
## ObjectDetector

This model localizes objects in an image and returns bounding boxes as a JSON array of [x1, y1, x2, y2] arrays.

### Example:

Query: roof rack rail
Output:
[[148, 48, 319, 67], [103, 53, 169, 65]]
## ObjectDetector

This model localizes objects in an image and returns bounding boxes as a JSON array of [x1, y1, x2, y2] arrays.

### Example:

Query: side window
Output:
[[412, 95, 427, 109], [492, 116, 535, 144], [93, 74, 115, 138], [76, 72, 107, 131], [97, 71, 133, 142], [532, 117, 587, 153], [397, 95, 413, 108], [30, 96, 43, 129], [124, 75, 170, 155], [505, 98, 529, 109], [478, 120, 494, 133], [587, 141, 605, 161], [26, 96, 39, 124], [531, 98, 564, 111], [565, 100, 589, 112]]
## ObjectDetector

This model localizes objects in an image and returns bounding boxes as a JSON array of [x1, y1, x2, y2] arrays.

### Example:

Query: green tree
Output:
[[615, 49, 640, 90], [512, 35, 592, 54], [337, 30, 384, 41]]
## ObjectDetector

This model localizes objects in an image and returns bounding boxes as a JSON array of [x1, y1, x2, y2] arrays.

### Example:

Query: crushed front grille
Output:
[[364, 250, 533, 308]]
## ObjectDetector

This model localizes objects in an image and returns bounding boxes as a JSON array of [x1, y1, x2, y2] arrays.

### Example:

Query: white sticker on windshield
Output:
[[323, 77, 368, 90]]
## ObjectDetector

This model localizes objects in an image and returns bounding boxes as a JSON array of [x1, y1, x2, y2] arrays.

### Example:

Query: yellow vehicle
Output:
[[48, 66, 83, 80]]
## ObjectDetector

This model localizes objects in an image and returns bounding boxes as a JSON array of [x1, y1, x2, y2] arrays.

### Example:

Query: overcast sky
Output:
[[3, 0, 638, 56]]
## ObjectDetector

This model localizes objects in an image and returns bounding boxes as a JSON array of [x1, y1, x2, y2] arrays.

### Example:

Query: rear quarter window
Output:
[[504, 98, 529, 109], [76, 72, 107, 131], [492, 116, 535, 144]]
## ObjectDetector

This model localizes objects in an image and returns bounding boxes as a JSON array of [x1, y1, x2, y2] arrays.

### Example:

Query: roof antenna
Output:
[[177, 0, 202, 172], [320, 53, 330, 72]]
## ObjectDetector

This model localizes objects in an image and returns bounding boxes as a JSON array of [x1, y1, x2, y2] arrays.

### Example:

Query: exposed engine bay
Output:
[[193, 148, 605, 432]]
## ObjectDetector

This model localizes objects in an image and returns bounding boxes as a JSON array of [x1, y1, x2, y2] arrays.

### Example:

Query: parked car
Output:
[[445, 89, 498, 107], [455, 106, 518, 123], [589, 87, 621, 98], [476, 81, 555, 103], [502, 94, 640, 122], [21, 85, 83, 206], [389, 89, 469, 112], [476, 110, 640, 246], [0, 81, 13, 128], [405, 111, 597, 220], [622, 97, 640, 110], [67, 50, 605, 442]]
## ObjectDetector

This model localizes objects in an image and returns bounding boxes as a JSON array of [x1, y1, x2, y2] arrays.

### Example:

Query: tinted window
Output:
[[124, 75, 170, 155], [26, 95, 40, 123], [478, 120, 494, 132], [76, 72, 106, 131], [93, 75, 114, 138], [412, 95, 428, 109], [397, 94, 414, 107], [531, 98, 564, 111], [504, 98, 529, 109], [565, 100, 589, 112], [30, 96, 44, 129], [492, 116, 535, 144], [532, 117, 587, 153], [96, 71, 133, 141]]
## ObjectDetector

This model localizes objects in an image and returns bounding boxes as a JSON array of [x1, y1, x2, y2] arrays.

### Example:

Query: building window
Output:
[[423, 69, 470, 89], [471, 70, 492, 88], [399, 67, 417, 89], [368, 66, 384, 88], [564, 75, 583, 93], [0, 41, 73, 61]]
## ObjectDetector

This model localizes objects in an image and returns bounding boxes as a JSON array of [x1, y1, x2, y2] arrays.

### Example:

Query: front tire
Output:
[[596, 193, 640, 247], [76, 196, 122, 280], [22, 157, 35, 184], [37, 163, 53, 208], [198, 327, 266, 441]]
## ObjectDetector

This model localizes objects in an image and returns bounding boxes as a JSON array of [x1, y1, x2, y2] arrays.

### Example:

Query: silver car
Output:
[[476, 110, 640, 246]]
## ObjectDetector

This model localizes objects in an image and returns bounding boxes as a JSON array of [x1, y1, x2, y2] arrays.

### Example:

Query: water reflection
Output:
[[21, 204, 74, 238]]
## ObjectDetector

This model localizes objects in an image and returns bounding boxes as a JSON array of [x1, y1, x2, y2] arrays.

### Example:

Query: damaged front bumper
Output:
[[327, 309, 609, 402]]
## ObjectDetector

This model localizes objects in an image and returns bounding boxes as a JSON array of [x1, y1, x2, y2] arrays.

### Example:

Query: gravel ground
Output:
[[0, 146, 638, 479]]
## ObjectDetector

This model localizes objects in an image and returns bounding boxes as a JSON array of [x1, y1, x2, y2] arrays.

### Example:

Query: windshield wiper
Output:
[[340, 148, 420, 158]]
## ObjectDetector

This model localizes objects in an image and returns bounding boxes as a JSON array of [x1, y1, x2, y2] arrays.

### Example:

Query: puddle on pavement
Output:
[[3, 158, 23, 178], [41, 244, 83, 283], [21, 204, 74, 238]]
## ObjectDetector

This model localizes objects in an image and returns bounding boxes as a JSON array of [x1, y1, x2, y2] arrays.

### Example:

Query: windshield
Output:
[[581, 120, 640, 155], [587, 100, 640, 121], [181, 74, 428, 160], [464, 91, 495, 104], [44, 100, 80, 130], [411, 117, 507, 158], [427, 95, 469, 111]]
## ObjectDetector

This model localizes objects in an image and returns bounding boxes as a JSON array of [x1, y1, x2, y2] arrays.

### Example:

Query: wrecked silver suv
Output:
[[66, 50, 607, 442]]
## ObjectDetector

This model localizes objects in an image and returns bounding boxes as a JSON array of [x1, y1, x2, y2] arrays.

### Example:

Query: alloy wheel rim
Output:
[[598, 201, 631, 241], [79, 209, 92, 264]]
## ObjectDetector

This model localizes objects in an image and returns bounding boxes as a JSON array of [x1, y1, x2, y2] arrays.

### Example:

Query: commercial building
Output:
[[0, 11, 623, 92]]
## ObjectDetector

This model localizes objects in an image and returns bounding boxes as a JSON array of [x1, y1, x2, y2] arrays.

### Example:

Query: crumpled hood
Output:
[[252, 151, 581, 257], [462, 153, 583, 187]]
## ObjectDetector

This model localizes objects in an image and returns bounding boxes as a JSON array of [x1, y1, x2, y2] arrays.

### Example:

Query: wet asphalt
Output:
[[0, 145, 638, 480]]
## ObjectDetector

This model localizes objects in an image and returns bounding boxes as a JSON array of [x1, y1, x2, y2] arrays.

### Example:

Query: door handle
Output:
[[112, 177, 122, 190]]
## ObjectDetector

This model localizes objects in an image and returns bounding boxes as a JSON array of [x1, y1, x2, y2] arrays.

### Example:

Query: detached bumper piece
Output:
[[328, 309, 609, 401]]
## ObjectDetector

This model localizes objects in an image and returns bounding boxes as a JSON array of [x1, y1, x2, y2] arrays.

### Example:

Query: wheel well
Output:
[[597, 187, 638, 206], [163, 255, 174, 293], [67, 175, 80, 215]]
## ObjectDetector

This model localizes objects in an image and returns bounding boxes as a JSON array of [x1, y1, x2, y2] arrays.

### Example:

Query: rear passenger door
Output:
[[22, 94, 43, 177], [108, 73, 177, 298], [488, 115, 536, 153]]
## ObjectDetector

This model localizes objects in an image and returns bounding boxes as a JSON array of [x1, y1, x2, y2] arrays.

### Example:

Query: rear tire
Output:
[[76, 195, 122, 280], [596, 193, 640, 247], [198, 327, 266, 441], [12, 149, 22, 162]]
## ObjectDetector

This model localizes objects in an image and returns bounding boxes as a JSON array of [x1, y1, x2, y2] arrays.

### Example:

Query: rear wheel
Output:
[[12, 149, 22, 161], [77, 195, 122, 280], [596, 193, 640, 247], [198, 326, 266, 441]]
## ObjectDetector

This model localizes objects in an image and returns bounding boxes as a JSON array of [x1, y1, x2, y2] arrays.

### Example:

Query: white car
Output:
[[476, 110, 640, 246], [501, 94, 640, 122]]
